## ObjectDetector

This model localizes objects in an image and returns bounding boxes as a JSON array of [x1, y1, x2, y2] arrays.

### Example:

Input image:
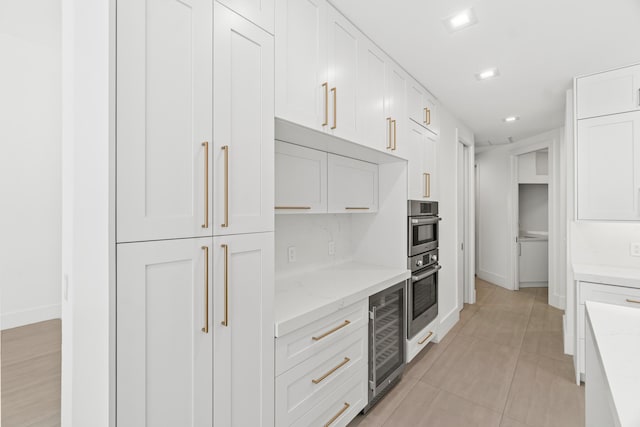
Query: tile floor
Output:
[[349, 279, 585, 427]]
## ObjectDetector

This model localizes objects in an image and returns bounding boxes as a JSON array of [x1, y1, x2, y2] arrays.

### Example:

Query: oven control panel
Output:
[[409, 249, 438, 272]]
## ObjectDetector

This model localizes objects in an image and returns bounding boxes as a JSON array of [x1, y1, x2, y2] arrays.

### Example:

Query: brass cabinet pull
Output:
[[275, 206, 312, 210], [201, 142, 209, 228], [426, 107, 431, 125], [312, 320, 351, 341], [331, 87, 337, 129], [418, 331, 433, 345], [220, 244, 229, 326], [324, 402, 350, 427], [423, 173, 431, 198], [322, 82, 329, 126], [386, 117, 392, 149], [201, 246, 209, 333], [221, 145, 229, 228], [424, 107, 428, 124], [392, 119, 397, 150], [626, 298, 640, 304], [312, 357, 350, 384], [345, 207, 370, 210]]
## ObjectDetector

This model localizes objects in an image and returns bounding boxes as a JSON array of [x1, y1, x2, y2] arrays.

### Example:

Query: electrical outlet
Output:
[[288, 246, 297, 263], [328, 241, 335, 256], [631, 243, 640, 257]]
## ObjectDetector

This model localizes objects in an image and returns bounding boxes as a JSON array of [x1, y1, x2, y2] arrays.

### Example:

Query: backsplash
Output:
[[275, 214, 354, 279], [571, 221, 640, 268]]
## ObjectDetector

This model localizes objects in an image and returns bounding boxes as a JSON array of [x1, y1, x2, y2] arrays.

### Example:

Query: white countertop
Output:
[[274, 261, 410, 337], [585, 301, 640, 427], [573, 264, 640, 289]]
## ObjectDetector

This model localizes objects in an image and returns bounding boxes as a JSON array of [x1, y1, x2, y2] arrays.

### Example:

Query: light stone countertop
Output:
[[585, 301, 640, 427], [573, 264, 640, 289], [274, 261, 410, 337]]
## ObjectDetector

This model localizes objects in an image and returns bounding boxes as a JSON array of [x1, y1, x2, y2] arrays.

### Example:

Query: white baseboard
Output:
[[519, 281, 548, 288], [436, 306, 460, 343], [1, 304, 61, 330], [477, 269, 507, 288], [549, 293, 566, 311]]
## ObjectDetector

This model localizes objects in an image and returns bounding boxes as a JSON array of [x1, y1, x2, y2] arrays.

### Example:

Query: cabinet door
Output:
[[358, 41, 389, 152], [407, 123, 427, 200], [328, 154, 378, 213], [214, 3, 274, 235], [577, 111, 640, 220], [386, 64, 408, 158], [327, 5, 360, 142], [424, 134, 437, 200], [424, 93, 440, 136], [117, 0, 212, 243], [275, 141, 328, 213], [217, 0, 274, 34], [213, 233, 274, 427], [117, 238, 213, 427], [275, 0, 328, 132], [407, 79, 427, 129], [577, 65, 640, 119]]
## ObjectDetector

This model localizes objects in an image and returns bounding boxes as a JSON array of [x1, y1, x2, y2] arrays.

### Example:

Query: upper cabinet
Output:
[[217, 0, 275, 34], [213, 2, 274, 235], [577, 111, 640, 220], [576, 64, 640, 120], [386, 64, 408, 158], [328, 154, 378, 213], [407, 122, 437, 201], [358, 41, 390, 153], [408, 78, 439, 136], [116, 0, 213, 243]]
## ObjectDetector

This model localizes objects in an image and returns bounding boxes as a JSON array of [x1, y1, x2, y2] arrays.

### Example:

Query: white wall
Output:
[[571, 222, 640, 267], [519, 184, 548, 232], [0, 0, 62, 329]]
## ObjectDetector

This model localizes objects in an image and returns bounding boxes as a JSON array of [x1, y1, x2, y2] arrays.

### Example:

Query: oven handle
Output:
[[410, 216, 441, 225], [412, 265, 441, 282]]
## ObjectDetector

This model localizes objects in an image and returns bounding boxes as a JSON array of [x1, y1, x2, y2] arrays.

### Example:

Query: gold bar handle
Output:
[[221, 145, 229, 228], [392, 119, 397, 150], [626, 298, 640, 304], [331, 87, 337, 129], [423, 173, 430, 198], [201, 246, 209, 333], [424, 107, 428, 124], [221, 244, 229, 326], [201, 142, 209, 228], [426, 107, 431, 125], [324, 402, 350, 427], [312, 320, 351, 341], [345, 207, 370, 210], [275, 206, 312, 210], [322, 82, 329, 126], [312, 357, 350, 384], [386, 117, 392, 149], [418, 331, 433, 345]]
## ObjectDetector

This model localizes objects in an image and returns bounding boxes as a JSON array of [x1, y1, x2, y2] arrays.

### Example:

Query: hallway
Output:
[[350, 279, 584, 427]]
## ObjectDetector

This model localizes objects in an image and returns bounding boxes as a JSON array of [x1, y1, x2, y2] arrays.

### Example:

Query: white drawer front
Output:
[[578, 282, 640, 340], [276, 300, 368, 375], [275, 327, 367, 427], [291, 370, 367, 427], [405, 318, 438, 364]]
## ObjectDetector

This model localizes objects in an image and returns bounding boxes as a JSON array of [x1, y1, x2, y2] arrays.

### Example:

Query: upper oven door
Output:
[[408, 216, 439, 255]]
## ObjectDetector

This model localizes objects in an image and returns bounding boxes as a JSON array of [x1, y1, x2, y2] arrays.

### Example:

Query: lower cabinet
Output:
[[405, 317, 438, 364], [117, 233, 274, 427]]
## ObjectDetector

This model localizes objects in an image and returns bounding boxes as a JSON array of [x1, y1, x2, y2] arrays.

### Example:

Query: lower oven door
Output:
[[407, 265, 440, 339]]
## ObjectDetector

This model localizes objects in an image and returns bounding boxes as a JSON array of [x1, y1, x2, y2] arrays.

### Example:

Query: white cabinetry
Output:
[[408, 78, 439, 136], [275, 142, 328, 213], [407, 121, 437, 200], [116, 0, 213, 243], [328, 154, 378, 213], [217, 0, 275, 34], [518, 240, 548, 285], [116, 238, 213, 427], [576, 111, 640, 220], [386, 64, 408, 158], [576, 64, 640, 119], [358, 41, 390, 153], [214, 3, 275, 235], [213, 232, 274, 427]]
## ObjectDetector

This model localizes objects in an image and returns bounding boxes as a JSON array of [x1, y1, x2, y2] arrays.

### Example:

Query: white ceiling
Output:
[[332, 0, 640, 145]]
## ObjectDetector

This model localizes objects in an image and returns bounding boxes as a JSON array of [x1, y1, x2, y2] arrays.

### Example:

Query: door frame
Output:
[[456, 130, 475, 305]]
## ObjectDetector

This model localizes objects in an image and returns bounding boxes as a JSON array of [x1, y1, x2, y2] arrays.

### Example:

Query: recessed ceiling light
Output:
[[475, 68, 499, 81], [443, 8, 478, 32], [503, 116, 520, 123]]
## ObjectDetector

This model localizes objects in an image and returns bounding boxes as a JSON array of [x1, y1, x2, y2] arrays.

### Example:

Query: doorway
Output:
[[457, 137, 475, 306]]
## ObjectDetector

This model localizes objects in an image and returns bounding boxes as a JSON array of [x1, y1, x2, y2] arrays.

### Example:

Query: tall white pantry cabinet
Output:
[[116, 1, 275, 426]]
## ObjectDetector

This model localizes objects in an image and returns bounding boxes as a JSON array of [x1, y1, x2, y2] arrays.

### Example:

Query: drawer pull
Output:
[[418, 331, 434, 345], [345, 207, 370, 211], [312, 357, 350, 384], [626, 298, 640, 304], [324, 402, 350, 427], [312, 320, 351, 341]]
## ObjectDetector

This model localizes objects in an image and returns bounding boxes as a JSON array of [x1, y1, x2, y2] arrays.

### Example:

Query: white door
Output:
[[386, 65, 407, 158], [117, 0, 212, 243], [407, 79, 427, 129], [576, 65, 640, 119], [328, 154, 378, 213], [274, 0, 328, 131], [117, 238, 213, 427], [327, 5, 360, 142], [407, 123, 427, 200], [217, 0, 275, 34], [358, 40, 389, 152], [213, 232, 274, 427], [457, 142, 466, 307], [424, 94, 439, 136], [423, 134, 437, 200], [214, 3, 274, 235], [577, 111, 640, 220], [275, 141, 328, 213]]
